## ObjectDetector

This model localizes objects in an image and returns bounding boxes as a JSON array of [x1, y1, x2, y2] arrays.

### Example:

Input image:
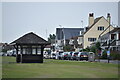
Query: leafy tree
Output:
[[90, 46, 96, 53], [95, 42, 101, 50], [48, 34, 56, 43], [2, 49, 7, 53], [86, 47, 90, 52], [63, 45, 74, 52]]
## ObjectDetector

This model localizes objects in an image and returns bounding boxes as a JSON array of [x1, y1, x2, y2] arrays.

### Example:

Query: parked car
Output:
[[71, 52, 79, 60], [11, 52, 16, 57], [77, 52, 89, 61], [56, 51, 63, 60], [7, 50, 13, 56], [2, 52, 7, 56], [67, 52, 73, 60], [61, 52, 69, 60], [43, 51, 48, 59], [51, 52, 56, 59]]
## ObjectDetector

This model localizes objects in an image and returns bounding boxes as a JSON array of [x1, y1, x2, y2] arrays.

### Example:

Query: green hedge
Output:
[[101, 50, 120, 60], [110, 53, 120, 60], [101, 50, 107, 59]]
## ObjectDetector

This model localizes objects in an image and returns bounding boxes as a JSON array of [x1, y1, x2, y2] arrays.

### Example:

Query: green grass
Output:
[[2, 56, 118, 78]]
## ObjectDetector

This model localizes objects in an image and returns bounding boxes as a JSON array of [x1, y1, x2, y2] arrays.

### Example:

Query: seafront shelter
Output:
[[10, 32, 50, 63]]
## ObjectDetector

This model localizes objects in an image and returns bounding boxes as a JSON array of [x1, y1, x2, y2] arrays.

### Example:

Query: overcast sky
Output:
[[0, 2, 119, 43]]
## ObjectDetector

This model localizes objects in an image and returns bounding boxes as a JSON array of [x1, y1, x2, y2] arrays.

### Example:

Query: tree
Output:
[[95, 42, 101, 50], [2, 49, 7, 53], [90, 46, 96, 53], [48, 34, 56, 43], [63, 45, 74, 52]]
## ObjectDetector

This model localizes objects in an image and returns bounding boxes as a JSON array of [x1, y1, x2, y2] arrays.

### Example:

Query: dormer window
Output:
[[98, 26, 104, 31]]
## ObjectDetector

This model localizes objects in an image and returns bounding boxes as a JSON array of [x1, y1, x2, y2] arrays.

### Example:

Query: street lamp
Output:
[[107, 25, 111, 63]]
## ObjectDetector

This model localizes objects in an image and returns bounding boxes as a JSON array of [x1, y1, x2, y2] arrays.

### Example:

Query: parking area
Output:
[[44, 51, 95, 62]]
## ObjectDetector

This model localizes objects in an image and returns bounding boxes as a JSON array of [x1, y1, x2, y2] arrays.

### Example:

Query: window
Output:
[[111, 34, 116, 40], [98, 26, 104, 31], [78, 37, 83, 42], [88, 38, 96, 42]]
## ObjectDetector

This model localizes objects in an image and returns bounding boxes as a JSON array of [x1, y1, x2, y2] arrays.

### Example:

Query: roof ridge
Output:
[[84, 16, 103, 35], [10, 32, 49, 44], [95, 16, 103, 19]]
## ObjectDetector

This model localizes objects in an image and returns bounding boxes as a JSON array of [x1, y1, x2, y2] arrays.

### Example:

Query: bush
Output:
[[101, 50, 120, 60], [101, 50, 107, 59], [110, 53, 120, 60], [90, 46, 96, 54], [81, 49, 87, 52], [2, 49, 7, 53]]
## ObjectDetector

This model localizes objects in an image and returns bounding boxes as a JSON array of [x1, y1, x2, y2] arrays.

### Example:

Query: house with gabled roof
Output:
[[99, 27, 120, 52], [83, 13, 114, 49]]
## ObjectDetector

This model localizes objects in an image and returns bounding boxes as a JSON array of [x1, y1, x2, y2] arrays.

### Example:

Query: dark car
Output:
[[62, 52, 69, 60], [77, 52, 88, 61], [72, 52, 79, 60]]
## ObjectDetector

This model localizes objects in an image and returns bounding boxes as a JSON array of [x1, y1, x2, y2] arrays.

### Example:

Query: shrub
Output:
[[101, 50, 107, 59], [110, 53, 120, 60], [90, 46, 96, 53], [101, 50, 120, 60]]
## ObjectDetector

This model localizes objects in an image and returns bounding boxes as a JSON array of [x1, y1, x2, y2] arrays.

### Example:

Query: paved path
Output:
[[95, 59, 120, 64]]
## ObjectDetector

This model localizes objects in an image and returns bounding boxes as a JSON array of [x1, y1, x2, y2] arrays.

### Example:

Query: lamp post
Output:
[[107, 25, 110, 63], [59, 25, 65, 50], [107, 13, 111, 63]]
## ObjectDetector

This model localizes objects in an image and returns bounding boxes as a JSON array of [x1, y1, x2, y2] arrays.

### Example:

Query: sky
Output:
[[0, 2, 119, 43]]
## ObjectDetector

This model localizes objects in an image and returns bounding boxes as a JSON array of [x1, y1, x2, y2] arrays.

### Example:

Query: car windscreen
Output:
[[81, 52, 88, 55]]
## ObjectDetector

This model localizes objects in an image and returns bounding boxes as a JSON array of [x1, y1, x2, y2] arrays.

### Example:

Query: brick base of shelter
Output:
[[16, 54, 43, 63]]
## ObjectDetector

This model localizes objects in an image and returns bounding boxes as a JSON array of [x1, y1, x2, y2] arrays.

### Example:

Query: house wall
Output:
[[78, 36, 83, 45], [83, 17, 114, 49]]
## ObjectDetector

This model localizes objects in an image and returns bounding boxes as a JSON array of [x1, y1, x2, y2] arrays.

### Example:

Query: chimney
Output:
[[89, 13, 94, 27], [107, 13, 111, 24]]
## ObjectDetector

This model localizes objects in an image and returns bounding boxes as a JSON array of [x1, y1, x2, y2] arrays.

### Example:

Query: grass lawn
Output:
[[2, 56, 118, 78]]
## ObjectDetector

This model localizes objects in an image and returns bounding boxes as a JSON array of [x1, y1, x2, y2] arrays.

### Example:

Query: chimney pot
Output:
[[107, 13, 111, 24], [107, 13, 110, 17], [89, 13, 94, 17], [88, 13, 94, 27]]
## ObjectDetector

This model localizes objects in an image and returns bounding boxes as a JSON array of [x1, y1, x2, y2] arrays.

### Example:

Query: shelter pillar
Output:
[[20, 46, 23, 63], [15, 45, 20, 63], [40, 45, 44, 63]]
